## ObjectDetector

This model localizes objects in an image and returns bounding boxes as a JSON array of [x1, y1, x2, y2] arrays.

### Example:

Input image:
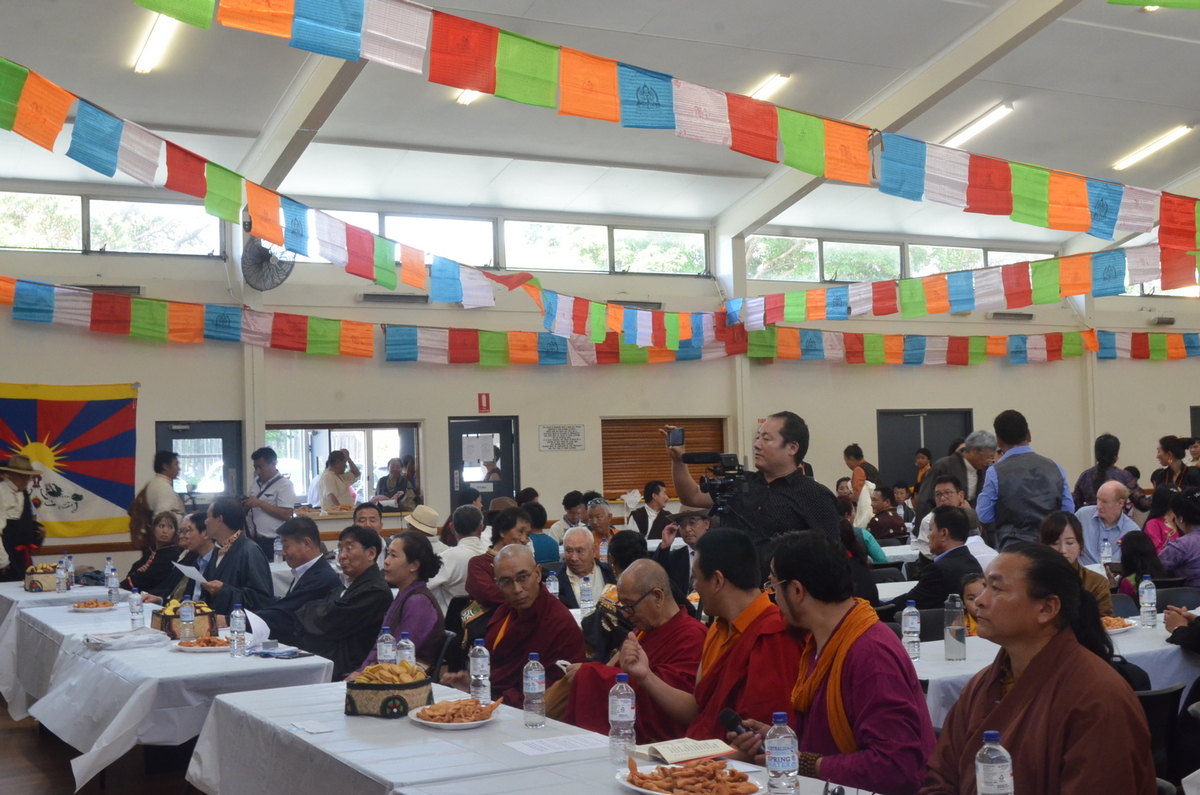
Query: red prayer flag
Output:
[[596, 332, 621, 364], [1002, 263, 1032, 308], [872, 280, 898, 315], [90, 293, 131, 334], [427, 12, 498, 94], [947, 336, 970, 366], [270, 312, 308, 352], [713, 311, 728, 342], [345, 225, 375, 280], [726, 93, 779, 163], [448, 329, 480, 363], [1158, 193, 1197, 251], [1160, 248, 1199, 291], [724, 323, 748, 355], [844, 332, 865, 364], [966, 155, 1013, 215], [1046, 332, 1063, 361], [764, 293, 785, 325], [164, 143, 207, 198], [1131, 333, 1151, 360], [651, 312, 666, 348], [572, 297, 590, 336]]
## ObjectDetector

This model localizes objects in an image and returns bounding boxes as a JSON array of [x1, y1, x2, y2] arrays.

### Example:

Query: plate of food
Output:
[[174, 636, 232, 653], [617, 758, 760, 795], [1102, 616, 1136, 634], [410, 698, 503, 730], [70, 600, 117, 612]]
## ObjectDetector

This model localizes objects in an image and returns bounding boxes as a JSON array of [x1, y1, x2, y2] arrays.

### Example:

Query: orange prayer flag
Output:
[[824, 121, 872, 185], [245, 182, 284, 247], [217, 0, 295, 38], [647, 346, 675, 364], [678, 311, 692, 341], [167, 302, 204, 344], [12, 71, 73, 151], [777, 327, 801, 360], [521, 283, 544, 311], [923, 274, 951, 314], [400, 244, 426, 290], [883, 335, 904, 364], [1167, 334, 1188, 360], [558, 48, 620, 122], [608, 303, 625, 332], [1048, 172, 1091, 232], [987, 336, 1008, 356], [0, 276, 16, 305], [805, 290, 826, 321], [509, 331, 539, 364], [339, 320, 375, 358], [1059, 254, 1092, 297], [1081, 329, 1099, 352]]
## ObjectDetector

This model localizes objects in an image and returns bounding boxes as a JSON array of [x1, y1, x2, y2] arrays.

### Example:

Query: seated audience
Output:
[[729, 531, 935, 795], [352, 502, 384, 533], [255, 517, 342, 645], [835, 477, 852, 500], [441, 487, 482, 547], [565, 559, 707, 742], [353, 530, 445, 673], [587, 497, 617, 560], [919, 544, 1155, 794], [836, 496, 886, 564], [654, 509, 711, 597], [556, 526, 616, 610], [1151, 435, 1200, 490], [961, 573, 984, 636], [913, 476, 981, 573], [403, 504, 446, 555], [886, 506, 982, 611], [1072, 433, 1149, 511], [1075, 480, 1139, 565], [443, 545, 585, 706], [839, 514, 879, 604], [372, 457, 416, 511], [629, 480, 673, 539], [462, 507, 532, 645], [867, 487, 906, 541], [201, 497, 274, 615], [620, 529, 803, 740], [515, 487, 539, 506], [147, 512, 214, 604], [914, 431, 996, 524], [427, 505, 486, 613], [584, 529, 650, 662], [547, 490, 587, 543], [1143, 484, 1180, 552], [122, 512, 182, 593], [1111, 531, 1165, 602], [318, 449, 360, 510], [1160, 489, 1200, 588], [1038, 511, 1113, 617], [293, 525, 393, 679]]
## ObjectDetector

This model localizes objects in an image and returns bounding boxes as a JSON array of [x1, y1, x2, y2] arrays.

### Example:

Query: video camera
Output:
[[681, 452, 750, 521]]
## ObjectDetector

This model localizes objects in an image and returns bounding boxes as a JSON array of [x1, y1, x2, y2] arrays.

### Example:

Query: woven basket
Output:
[[23, 572, 57, 592], [344, 678, 433, 719], [150, 610, 219, 640]]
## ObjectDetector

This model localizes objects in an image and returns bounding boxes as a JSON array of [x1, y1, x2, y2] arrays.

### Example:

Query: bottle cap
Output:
[[131, 588, 139, 593], [616, 673, 629, 683], [773, 712, 788, 723], [583, 576, 590, 582], [529, 652, 539, 661], [1143, 574, 1152, 580], [907, 600, 916, 607], [381, 626, 390, 634], [983, 730, 1000, 743], [474, 638, 485, 646], [400, 632, 410, 640], [234, 604, 242, 610]]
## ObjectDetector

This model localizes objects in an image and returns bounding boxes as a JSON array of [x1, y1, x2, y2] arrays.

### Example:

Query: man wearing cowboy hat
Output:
[[404, 504, 446, 555], [653, 509, 711, 601], [0, 454, 45, 580]]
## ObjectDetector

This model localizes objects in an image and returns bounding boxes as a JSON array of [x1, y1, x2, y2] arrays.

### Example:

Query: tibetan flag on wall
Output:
[[777, 108, 824, 177], [361, 0, 432, 73], [617, 64, 674, 129], [218, 0, 296, 39], [559, 48, 620, 122], [428, 12, 498, 94], [0, 382, 138, 538], [879, 133, 925, 201], [726, 94, 778, 162], [13, 71, 73, 152], [495, 31, 559, 109]]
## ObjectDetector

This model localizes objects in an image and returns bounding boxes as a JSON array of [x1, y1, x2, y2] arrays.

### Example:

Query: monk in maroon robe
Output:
[[564, 560, 707, 742]]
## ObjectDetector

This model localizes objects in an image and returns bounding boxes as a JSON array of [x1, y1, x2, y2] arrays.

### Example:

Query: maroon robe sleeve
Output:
[[465, 554, 503, 608]]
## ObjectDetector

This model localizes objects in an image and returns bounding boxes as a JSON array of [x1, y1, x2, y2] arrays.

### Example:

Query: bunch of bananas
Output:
[[353, 660, 427, 685], [158, 599, 213, 617], [26, 563, 57, 574]]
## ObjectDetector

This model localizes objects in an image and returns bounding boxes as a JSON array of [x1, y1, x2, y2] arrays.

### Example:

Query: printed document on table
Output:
[[504, 734, 609, 756]]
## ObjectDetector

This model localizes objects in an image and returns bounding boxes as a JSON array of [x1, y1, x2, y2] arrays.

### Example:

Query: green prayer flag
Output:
[[746, 327, 777, 358], [664, 313, 681, 350], [969, 336, 988, 364], [204, 163, 243, 224], [777, 109, 825, 176], [0, 58, 30, 131], [129, 298, 168, 342], [783, 291, 806, 322], [1061, 331, 1083, 358], [619, 343, 649, 364], [589, 302, 607, 343], [898, 279, 927, 319], [1009, 163, 1050, 228], [478, 330, 510, 366], [373, 236, 398, 290], [306, 317, 341, 355], [1031, 259, 1061, 305], [495, 31, 559, 109], [1149, 333, 1168, 361], [863, 334, 886, 365], [135, 0, 215, 29]]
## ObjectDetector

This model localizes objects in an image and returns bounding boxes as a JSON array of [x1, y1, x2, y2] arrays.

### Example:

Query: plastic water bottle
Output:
[[765, 712, 799, 795], [545, 570, 559, 597], [975, 730, 1014, 795], [523, 653, 546, 728], [396, 631, 416, 665], [179, 599, 196, 642], [902, 600, 921, 662], [273, 536, 283, 564], [608, 672, 636, 764], [376, 626, 397, 665], [469, 639, 491, 705], [1100, 538, 1113, 565], [105, 557, 120, 603], [944, 594, 967, 661], [599, 538, 609, 562], [229, 604, 247, 658], [580, 576, 595, 615], [55, 558, 68, 593], [1139, 576, 1157, 628], [66, 555, 75, 589], [128, 589, 143, 629]]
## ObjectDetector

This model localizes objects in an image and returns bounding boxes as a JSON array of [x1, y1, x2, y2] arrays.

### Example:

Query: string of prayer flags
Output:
[[290, 0, 365, 61], [361, 0, 432, 73], [13, 71, 73, 152], [617, 64, 674, 130], [217, 0, 295, 39], [135, 0, 215, 29], [427, 11, 498, 94], [559, 48, 620, 122], [494, 31, 559, 109], [65, 102, 124, 178]]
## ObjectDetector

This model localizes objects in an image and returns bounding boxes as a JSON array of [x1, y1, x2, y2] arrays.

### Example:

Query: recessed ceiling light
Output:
[[749, 74, 790, 101], [456, 90, 482, 105], [134, 13, 180, 74], [1113, 125, 1192, 170], [943, 103, 1014, 149]]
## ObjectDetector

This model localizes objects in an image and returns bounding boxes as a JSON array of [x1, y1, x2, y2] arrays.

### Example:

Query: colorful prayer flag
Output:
[[1086, 180, 1122, 240], [129, 298, 168, 342], [281, 197, 309, 256], [1008, 163, 1050, 228], [879, 133, 925, 201], [672, 79, 730, 145], [428, 12, 498, 94], [135, 0, 215, 29], [340, 320, 374, 358], [361, 0, 431, 73], [167, 302, 204, 343], [164, 143, 207, 198], [1048, 172, 1090, 232], [559, 48, 620, 122], [374, 236, 398, 290], [344, 224, 375, 280], [898, 279, 927, 319], [306, 316, 341, 355], [1090, 249, 1126, 297], [12, 281, 53, 324], [218, 0, 296, 39], [65, 102, 123, 178], [824, 121, 871, 185], [1059, 254, 1092, 297], [871, 281, 898, 316], [430, 256, 463, 302], [1158, 193, 1197, 251], [617, 64, 673, 129], [1116, 186, 1159, 233], [495, 31, 559, 109], [966, 155, 1012, 215], [314, 212, 350, 267], [923, 274, 950, 314], [1002, 263, 1032, 308], [0, 58, 29, 131], [1030, 259, 1061, 305], [448, 328, 480, 364], [204, 305, 241, 342], [924, 144, 969, 208], [13, 71, 73, 151], [726, 94, 778, 162], [204, 163, 243, 224], [777, 108, 824, 176], [290, 0, 365, 61], [384, 326, 418, 361], [947, 270, 975, 313], [116, 123, 163, 186]]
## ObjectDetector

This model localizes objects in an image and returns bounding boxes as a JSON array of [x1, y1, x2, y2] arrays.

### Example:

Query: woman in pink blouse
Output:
[[1144, 485, 1180, 552]]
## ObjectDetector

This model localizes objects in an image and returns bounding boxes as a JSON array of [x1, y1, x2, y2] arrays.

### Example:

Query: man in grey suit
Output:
[[914, 429, 997, 524]]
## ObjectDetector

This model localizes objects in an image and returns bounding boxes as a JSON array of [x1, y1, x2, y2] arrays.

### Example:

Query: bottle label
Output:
[[231, 616, 246, 632], [524, 669, 545, 694], [470, 657, 489, 677], [764, 738, 798, 773], [977, 762, 1013, 795], [608, 699, 635, 722]]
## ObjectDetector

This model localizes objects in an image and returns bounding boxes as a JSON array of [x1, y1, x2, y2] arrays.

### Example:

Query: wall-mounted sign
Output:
[[539, 424, 585, 452]]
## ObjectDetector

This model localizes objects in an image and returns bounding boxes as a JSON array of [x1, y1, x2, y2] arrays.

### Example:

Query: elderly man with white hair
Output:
[[1075, 480, 1139, 566], [555, 526, 616, 610], [914, 429, 998, 524]]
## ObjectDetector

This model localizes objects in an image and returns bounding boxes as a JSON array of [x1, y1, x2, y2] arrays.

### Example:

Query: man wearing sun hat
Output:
[[405, 504, 447, 555], [0, 454, 44, 580]]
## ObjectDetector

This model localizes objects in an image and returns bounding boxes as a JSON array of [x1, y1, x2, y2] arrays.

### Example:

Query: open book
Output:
[[632, 738, 736, 764]]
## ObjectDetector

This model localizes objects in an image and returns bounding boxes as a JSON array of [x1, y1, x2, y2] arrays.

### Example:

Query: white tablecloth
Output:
[[270, 562, 293, 597], [883, 545, 919, 564], [875, 581, 912, 603]]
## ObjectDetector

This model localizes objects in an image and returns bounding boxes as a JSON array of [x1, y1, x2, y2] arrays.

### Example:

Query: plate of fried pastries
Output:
[[409, 698, 503, 730], [174, 636, 232, 652], [617, 758, 761, 795], [70, 600, 117, 612]]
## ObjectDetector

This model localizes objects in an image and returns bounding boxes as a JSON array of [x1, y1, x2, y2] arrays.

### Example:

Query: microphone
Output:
[[681, 452, 724, 465], [717, 708, 748, 736]]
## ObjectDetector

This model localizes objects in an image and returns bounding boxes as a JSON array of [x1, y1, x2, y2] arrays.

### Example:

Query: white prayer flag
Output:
[[673, 80, 731, 146], [924, 144, 970, 208], [116, 123, 163, 186], [362, 0, 433, 74]]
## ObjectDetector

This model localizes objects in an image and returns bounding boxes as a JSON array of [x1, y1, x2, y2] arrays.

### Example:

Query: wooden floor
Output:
[[1, 696, 188, 795]]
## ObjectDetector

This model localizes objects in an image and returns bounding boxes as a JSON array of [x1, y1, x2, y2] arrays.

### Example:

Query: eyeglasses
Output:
[[617, 590, 657, 617], [496, 569, 537, 590], [762, 577, 780, 595]]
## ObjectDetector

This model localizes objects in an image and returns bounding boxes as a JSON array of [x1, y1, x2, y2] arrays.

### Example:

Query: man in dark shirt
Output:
[[663, 412, 838, 575], [868, 487, 908, 541]]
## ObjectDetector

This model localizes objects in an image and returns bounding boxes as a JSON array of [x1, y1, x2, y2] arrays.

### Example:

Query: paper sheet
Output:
[[505, 733, 609, 756], [173, 562, 208, 585]]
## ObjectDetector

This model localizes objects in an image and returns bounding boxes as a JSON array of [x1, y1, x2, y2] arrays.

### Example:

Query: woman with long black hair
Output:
[[1070, 433, 1148, 510]]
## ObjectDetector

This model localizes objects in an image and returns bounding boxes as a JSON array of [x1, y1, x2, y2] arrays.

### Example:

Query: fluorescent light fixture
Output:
[[943, 103, 1014, 149], [749, 74, 790, 101], [1112, 125, 1192, 170], [456, 90, 482, 105], [134, 14, 180, 74], [1144, 6, 1161, 10]]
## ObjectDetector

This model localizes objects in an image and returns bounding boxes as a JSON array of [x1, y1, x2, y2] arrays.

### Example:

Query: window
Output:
[[614, 229, 706, 275], [1140, 280, 1200, 298], [821, 241, 901, 282], [504, 220, 608, 272], [746, 235, 819, 281], [267, 424, 419, 507], [985, 251, 1044, 267], [385, 215, 494, 268], [0, 191, 81, 251], [90, 200, 220, 256], [324, 210, 379, 235], [601, 418, 725, 499], [909, 245, 984, 277], [171, 438, 226, 496]]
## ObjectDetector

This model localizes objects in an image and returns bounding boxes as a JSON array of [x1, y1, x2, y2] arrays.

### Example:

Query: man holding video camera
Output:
[[662, 412, 839, 572]]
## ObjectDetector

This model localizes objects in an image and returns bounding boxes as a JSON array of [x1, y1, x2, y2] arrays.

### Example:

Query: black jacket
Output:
[[202, 533, 274, 615], [555, 562, 616, 610], [653, 544, 693, 598], [886, 545, 982, 612], [915, 452, 985, 524], [257, 556, 344, 646], [294, 563, 393, 679], [629, 507, 673, 540]]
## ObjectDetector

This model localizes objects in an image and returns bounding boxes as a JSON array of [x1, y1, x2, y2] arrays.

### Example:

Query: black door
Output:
[[155, 421, 243, 513], [1191, 406, 1200, 439], [448, 417, 519, 504], [876, 410, 973, 489]]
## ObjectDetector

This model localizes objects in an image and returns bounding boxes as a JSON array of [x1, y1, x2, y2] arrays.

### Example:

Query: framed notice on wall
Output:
[[539, 425, 585, 452]]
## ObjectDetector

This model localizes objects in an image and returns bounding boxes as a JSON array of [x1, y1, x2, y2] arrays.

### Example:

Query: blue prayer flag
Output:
[[903, 335, 926, 365], [825, 285, 850, 320], [690, 313, 705, 344], [725, 298, 743, 325], [800, 329, 824, 360], [879, 133, 926, 202], [542, 291, 558, 331], [1090, 250, 1126, 298], [623, 307, 638, 344], [1097, 331, 1117, 360], [1086, 180, 1123, 241], [537, 333, 568, 365], [203, 305, 242, 342], [430, 256, 464, 303], [675, 344, 702, 361], [384, 326, 419, 361], [13, 281, 54, 323], [1008, 335, 1028, 365], [65, 102, 124, 178], [618, 64, 675, 129], [1184, 333, 1200, 358], [290, 0, 364, 61], [947, 270, 976, 313], [281, 198, 309, 256]]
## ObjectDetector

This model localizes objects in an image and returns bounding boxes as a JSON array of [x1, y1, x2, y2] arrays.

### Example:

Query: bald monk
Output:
[[564, 559, 707, 742], [621, 529, 803, 739], [443, 545, 585, 707]]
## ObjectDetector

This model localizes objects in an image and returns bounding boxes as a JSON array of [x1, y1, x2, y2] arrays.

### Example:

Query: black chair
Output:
[[429, 629, 457, 681], [918, 609, 944, 643], [1137, 683, 1186, 782], [1157, 779, 1177, 795], [1153, 577, 1187, 590], [877, 538, 903, 548], [871, 567, 905, 584], [1157, 587, 1200, 613], [918, 679, 929, 695], [884, 621, 902, 639], [1111, 593, 1139, 619]]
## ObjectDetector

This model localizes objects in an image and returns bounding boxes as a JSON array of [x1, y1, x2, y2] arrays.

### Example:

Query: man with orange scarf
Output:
[[620, 529, 802, 740], [729, 531, 935, 795]]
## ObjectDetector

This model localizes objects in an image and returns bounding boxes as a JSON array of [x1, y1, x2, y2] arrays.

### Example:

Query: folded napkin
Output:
[[83, 627, 171, 651]]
